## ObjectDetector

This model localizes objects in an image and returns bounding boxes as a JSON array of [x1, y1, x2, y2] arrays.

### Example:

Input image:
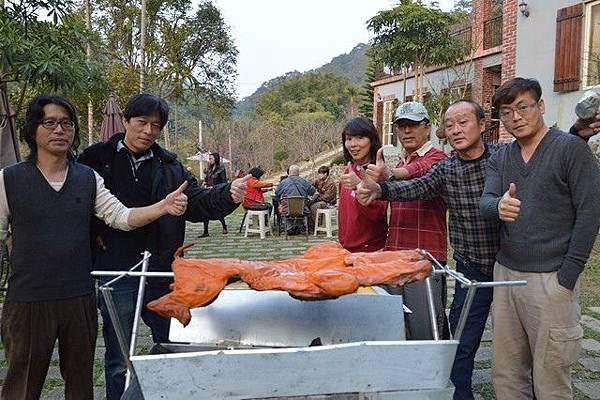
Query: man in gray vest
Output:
[[0, 94, 189, 400]]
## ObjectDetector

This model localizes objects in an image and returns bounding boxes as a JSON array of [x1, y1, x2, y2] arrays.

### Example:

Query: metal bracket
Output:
[[94, 251, 153, 390], [420, 250, 527, 342]]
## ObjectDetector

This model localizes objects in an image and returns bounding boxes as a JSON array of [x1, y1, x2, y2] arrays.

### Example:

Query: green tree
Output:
[[358, 56, 380, 118], [94, 0, 237, 112], [0, 1, 107, 122], [367, 0, 464, 101], [255, 73, 356, 120]]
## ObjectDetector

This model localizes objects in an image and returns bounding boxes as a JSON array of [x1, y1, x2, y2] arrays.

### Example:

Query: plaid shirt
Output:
[[385, 144, 448, 261], [380, 144, 502, 275]]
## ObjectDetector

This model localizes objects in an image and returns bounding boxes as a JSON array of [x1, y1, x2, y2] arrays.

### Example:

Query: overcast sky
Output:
[[212, 0, 455, 100]]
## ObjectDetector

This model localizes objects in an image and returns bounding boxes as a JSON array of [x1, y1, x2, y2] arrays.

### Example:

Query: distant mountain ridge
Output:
[[307, 43, 369, 86], [234, 43, 369, 117]]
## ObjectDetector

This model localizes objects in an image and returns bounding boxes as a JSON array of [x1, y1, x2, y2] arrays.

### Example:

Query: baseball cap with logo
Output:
[[393, 101, 430, 123]]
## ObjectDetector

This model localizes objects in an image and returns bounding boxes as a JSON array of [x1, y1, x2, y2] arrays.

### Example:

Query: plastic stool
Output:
[[314, 208, 336, 238], [244, 210, 272, 239]]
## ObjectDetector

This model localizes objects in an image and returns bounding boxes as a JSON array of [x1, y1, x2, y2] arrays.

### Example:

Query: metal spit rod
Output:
[[421, 250, 527, 342]]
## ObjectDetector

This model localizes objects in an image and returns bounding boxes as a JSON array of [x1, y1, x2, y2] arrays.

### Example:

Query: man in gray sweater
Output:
[[480, 77, 600, 399]]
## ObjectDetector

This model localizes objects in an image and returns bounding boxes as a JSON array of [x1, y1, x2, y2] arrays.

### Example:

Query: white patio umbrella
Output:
[[187, 152, 231, 181], [187, 152, 231, 163]]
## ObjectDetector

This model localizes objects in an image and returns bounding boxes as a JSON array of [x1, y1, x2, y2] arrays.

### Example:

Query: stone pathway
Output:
[[1, 209, 599, 399]]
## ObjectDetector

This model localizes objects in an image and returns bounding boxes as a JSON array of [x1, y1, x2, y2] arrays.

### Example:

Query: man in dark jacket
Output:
[[78, 93, 247, 400]]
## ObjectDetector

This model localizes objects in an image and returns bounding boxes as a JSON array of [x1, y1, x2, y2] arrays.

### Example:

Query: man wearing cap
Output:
[[363, 99, 500, 400], [360, 98, 599, 399], [377, 101, 449, 340]]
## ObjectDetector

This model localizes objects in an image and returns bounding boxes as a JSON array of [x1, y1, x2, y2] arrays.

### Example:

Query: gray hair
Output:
[[288, 165, 300, 176]]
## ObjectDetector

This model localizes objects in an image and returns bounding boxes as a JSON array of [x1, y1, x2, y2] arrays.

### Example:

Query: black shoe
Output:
[[198, 232, 210, 238]]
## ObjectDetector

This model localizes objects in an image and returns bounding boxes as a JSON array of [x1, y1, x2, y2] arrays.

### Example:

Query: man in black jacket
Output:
[[78, 93, 247, 400]]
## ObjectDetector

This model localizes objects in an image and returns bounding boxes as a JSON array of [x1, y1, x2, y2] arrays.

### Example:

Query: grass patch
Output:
[[475, 359, 492, 369], [473, 383, 495, 400], [41, 378, 65, 395], [93, 360, 104, 386], [573, 362, 600, 382], [581, 237, 600, 310], [584, 326, 600, 342]]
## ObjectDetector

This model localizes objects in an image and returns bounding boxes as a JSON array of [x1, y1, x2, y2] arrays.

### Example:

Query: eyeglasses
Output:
[[498, 102, 539, 120], [40, 119, 75, 131]]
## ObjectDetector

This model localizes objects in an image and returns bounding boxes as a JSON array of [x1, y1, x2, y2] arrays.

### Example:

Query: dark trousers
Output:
[[98, 277, 171, 400], [384, 269, 450, 340], [202, 217, 227, 234], [404, 273, 450, 340], [1, 294, 97, 400], [449, 260, 493, 400]]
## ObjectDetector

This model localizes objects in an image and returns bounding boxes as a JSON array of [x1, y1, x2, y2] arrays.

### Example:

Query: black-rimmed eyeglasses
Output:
[[40, 119, 75, 130]]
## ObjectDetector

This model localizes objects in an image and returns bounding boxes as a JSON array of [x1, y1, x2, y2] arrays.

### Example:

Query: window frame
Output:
[[382, 100, 396, 146], [583, 0, 600, 89]]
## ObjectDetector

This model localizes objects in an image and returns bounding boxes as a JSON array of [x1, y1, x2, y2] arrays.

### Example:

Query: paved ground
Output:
[[2, 209, 600, 399]]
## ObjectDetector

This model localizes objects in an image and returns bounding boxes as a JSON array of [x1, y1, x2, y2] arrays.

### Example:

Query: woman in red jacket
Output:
[[243, 167, 273, 214], [338, 117, 388, 252]]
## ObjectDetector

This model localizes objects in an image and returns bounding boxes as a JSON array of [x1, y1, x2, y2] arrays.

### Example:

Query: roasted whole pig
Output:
[[147, 241, 432, 326]]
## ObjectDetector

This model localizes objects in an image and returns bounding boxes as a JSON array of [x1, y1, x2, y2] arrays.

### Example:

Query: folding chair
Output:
[[281, 196, 309, 240]]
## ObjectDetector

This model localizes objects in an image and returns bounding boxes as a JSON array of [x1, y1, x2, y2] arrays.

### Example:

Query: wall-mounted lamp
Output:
[[519, 0, 530, 17]]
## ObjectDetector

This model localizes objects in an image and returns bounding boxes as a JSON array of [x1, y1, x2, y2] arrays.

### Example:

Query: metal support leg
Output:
[[453, 284, 478, 342], [125, 251, 150, 389], [424, 277, 440, 341], [421, 250, 527, 343], [98, 286, 138, 384], [96, 252, 152, 392]]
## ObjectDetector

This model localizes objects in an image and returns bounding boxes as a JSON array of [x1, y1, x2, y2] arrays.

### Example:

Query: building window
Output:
[[585, 0, 600, 88], [382, 100, 396, 146], [554, 4, 583, 92]]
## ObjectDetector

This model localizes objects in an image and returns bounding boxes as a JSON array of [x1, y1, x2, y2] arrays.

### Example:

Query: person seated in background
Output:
[[308, 165, 337, 229], [274, 164, 316, 235], [243, 167, 273, 216], [235, 168, 246, 179]]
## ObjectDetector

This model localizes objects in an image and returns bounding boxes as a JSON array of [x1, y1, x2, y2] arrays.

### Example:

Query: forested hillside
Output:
[[234, 43, 369, 117]]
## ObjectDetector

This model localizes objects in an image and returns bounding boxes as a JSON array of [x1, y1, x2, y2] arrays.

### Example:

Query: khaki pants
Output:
[[492, 262, 582, 400]]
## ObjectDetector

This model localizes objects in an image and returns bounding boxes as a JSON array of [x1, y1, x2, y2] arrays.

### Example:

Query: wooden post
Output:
[[85, 0, 93, 144], [139, 0, 147, 92]]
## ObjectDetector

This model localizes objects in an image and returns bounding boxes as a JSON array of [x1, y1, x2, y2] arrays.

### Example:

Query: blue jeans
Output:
[[449, 259, 493, 400], [98, 277, 171, 400]]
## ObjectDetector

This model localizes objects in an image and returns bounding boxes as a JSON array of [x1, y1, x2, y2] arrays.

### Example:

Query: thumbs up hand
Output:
[[365, 148, 391, 182], [356, 170, 383, 206], [164, 181, 189, 216], [498, 183, 521, 222], [340, 162, 362, 190], [230, 174, 251, 204]]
